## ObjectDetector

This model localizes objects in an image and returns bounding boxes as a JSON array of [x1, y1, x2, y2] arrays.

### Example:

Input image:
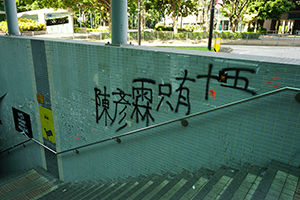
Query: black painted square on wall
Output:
[[12, 107, 33, 138]]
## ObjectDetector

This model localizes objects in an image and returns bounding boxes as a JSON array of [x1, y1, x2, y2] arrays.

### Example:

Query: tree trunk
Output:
[[172, 15, 178, 33], [230, 17, 239, 32], [276, 20, 280, 32], [180, 15, 183, 29], [141, 0, 145, 32], [270, 20, 276, 31], [202, 10, 208, 32], [107, 12, 111, 31], [202, 0, 211, 33], [141, 10, 145, 32], [254, 21, 257, 33], [202, 1, 207, 32]]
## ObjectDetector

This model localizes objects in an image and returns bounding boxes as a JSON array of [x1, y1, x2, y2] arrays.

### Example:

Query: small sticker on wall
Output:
[[39, 106, 56, 144], [36, 93, 44, 104]]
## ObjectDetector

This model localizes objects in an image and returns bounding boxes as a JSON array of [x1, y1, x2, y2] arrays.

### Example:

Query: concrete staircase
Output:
[[0, 167, 60, 200], [0, 160, 299, 200]]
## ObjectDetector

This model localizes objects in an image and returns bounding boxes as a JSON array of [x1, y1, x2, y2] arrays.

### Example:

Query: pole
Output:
[[208, 0, 215, 50], [138, 0, 141, 45], [90, 12, 92, 29], [79, 9, 82, 28], [111, 0, 128, 45], [94, 12, 96, 28], [4, 0, 20, 35]]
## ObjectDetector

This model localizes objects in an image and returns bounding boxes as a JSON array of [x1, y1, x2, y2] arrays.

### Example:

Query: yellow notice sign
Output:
[[214, 37, 221, 52], [39, 106, 56, 144]]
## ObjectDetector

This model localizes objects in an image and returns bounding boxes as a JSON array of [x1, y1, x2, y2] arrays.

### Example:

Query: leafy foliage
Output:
[[220, 0, 253, 32], [247, 27, 267, 33], [248, 0, 295, 21], [0, 2, 5, 11], [16, 0, 42, 12], [147, 0, 198, 33], [19, 0, 112, 29], [154, 25, 188, 32]]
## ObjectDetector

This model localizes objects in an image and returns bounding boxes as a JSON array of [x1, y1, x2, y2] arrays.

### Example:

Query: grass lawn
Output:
[[159, 46, 213, 51]]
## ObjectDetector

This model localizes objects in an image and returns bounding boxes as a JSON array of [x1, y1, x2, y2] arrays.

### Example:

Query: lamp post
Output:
[[208, 0, 215, 50], [138, 0, 141, 45]]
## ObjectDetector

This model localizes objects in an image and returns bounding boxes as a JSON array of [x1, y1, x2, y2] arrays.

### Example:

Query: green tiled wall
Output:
[[0, 35, 299, 183], [0, 37, 44, 173]]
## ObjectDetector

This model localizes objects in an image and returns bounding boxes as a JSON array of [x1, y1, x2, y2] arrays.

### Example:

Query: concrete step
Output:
[[131, 173, 172, 200], [251, 160, 300, 200], [228, 165, 264, 200], [1, 161, 299, 200], [0, 167, 58, 200], [191, 161, 299, 200], [191, 166, 237, 199]]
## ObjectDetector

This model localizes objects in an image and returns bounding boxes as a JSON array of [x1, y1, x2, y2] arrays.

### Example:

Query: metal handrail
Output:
[[1, 86, 300, 155], [0, 139, 31, 154]]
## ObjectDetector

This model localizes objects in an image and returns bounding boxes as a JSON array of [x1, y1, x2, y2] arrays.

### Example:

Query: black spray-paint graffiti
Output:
[[95, 64, 257, 132], [197, 64, 256, 100]]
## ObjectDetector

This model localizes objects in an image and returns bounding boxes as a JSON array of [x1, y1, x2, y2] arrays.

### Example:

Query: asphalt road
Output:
[[224, 45, 300, 59]]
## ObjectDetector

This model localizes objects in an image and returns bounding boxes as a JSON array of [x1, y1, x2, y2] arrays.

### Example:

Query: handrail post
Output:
[[293, 35, 296, 45]]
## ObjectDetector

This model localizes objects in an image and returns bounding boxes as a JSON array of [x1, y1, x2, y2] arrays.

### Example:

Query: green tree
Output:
[[249, 0, 295, 21], [19, 0, 111, 29], [147, 0, 198, 33], [200, 0, 213, 33], [128, 0, 137, 28], [168, 0, 199, 33], [0, 1, 5, 11], [16, 0, 42, 12], [219, 0, 253, 32]]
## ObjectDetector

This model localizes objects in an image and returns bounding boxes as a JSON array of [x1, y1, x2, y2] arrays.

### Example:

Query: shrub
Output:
[[102, 32, 111, 39], [247, 27, 255, 32], [154, 26, 188, 32], [184, 24, 195, 31], [178, 28, 188, 32], [144, 31, 157, 40], [210, 31, 261, 40], [129, 32, 138, 40], [257, 27, 267, 34], [188, 32, 203, 40], [0, 18, 45, 32], [174, 32, 187, 40], [158, 32, 173, 40]]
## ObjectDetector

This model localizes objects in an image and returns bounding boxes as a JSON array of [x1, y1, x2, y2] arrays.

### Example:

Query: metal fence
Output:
[[29, 31, 300, 46]]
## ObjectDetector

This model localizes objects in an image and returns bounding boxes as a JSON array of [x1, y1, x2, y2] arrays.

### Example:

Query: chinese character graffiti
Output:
[[131, 78, 156, 126], [197, 64, 256, 100], [94, 63, 257, 132], [175, 70, 195, 115], [94, 86, 115, 126], [112, 88, 132, 132]]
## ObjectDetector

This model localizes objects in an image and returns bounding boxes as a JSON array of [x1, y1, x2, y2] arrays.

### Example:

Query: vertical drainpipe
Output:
[[4, 0, 20, 35], [111, 0, 128, 45]]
